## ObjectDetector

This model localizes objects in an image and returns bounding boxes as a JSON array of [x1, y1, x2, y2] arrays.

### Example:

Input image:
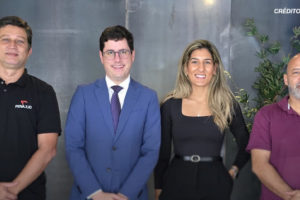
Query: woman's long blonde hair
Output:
[[164, 40, 235, 132]]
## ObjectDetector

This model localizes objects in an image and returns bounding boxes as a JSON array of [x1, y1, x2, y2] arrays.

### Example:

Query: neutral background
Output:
[[1, 0, 299, 199]]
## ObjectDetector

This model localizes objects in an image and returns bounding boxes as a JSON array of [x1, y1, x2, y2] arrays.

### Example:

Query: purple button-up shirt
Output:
[[247, 96, 300, 200]]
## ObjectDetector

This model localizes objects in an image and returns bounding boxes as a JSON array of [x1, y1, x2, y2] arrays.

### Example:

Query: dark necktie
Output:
[[111, 85, 122, 132]]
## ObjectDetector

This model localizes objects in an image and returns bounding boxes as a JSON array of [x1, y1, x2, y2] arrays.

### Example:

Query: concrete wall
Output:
[[1, 0, 299, 199]]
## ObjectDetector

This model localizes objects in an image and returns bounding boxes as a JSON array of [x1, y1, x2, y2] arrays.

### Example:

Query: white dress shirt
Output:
[[105, 75, 130, 109]]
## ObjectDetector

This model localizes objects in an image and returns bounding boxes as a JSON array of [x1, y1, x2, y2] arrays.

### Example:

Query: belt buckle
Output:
[[190, 155, 201, 162]]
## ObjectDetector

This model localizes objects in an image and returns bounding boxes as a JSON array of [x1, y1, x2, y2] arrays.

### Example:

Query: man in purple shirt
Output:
[[247, 53, 300, 200]]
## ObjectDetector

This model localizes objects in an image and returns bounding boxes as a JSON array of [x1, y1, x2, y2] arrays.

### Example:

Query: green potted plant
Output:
[[235, 18, 300, 132]]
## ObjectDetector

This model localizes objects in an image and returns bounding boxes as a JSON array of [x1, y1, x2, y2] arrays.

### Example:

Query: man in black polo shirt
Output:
[[0, 16, 61, 200]]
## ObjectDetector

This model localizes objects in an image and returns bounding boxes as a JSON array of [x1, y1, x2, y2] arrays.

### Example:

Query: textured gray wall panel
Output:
[[0, 0, 299, 199]]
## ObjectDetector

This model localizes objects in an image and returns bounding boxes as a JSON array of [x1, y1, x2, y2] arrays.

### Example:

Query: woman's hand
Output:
[[228, 165, 239, 179], [155, 189, 162, 200]]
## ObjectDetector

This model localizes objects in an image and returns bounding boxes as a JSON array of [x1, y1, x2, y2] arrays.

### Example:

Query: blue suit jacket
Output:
[[65, 78, 161, 200]]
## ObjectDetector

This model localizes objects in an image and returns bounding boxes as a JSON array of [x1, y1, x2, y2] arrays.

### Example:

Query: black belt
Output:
[[175, 155, 222, 162]]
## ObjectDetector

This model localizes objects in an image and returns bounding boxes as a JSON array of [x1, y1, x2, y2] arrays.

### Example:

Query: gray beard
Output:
[[289, 85, 300, 100]]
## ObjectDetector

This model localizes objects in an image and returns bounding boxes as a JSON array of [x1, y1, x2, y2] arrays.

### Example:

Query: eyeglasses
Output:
[[103, 49, 131, 60]]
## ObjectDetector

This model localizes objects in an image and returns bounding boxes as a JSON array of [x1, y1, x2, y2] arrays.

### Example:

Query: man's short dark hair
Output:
[[99, 25, 134, 52], [0, 16, 32, 49]]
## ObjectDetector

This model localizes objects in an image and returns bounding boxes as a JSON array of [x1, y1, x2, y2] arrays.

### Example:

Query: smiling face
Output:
[[284, 54, 300, 100], [0, 25, 32, 70], [185, 48, 216, 89], [99, 39, 135, 84]]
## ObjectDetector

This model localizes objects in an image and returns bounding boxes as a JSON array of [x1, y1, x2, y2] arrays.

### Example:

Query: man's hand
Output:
[[91, 191, 127, 200], [117, 193, 128, 200], [0, 182, 18, 200], [287, 190, 300, 200]]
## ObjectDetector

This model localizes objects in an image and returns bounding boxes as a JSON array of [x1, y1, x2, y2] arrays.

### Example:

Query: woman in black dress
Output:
[[154, 40, 249, 200]]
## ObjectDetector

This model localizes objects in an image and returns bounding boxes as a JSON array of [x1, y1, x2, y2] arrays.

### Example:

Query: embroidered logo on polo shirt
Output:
[[15, 100, 32, 109]]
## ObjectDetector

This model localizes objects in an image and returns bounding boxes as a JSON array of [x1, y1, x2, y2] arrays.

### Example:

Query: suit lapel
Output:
[[94, 79, 115, 136], [114, 79, 139, 142]]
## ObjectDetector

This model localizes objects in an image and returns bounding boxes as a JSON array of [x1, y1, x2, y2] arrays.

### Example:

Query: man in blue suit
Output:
[[65, 25, 161, 200]]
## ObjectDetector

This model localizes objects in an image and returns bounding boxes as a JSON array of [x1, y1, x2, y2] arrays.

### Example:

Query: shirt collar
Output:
[[14, 69, 28, 87], [0, 68, 28, 87], [105, 75, 130, 91], [278, 95, 298, 115]]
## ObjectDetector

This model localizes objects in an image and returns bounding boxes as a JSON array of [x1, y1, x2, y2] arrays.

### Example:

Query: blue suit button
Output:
[[112, 146, 117, 151], [106, 168, 111, 172]]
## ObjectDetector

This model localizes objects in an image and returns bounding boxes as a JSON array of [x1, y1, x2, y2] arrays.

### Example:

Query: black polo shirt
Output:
[[0, 70, 61, 199]]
